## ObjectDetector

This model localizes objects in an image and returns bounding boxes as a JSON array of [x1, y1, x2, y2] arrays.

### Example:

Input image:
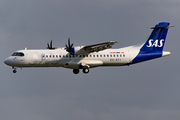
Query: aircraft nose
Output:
[[4, 58, 10, 65]]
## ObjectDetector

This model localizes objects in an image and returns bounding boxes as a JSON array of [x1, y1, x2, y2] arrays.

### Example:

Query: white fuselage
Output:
[[4, 47, 137, 69]]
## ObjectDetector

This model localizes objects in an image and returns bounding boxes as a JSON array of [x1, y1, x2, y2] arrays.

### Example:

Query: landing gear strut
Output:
[[12, 66, 18, 73]]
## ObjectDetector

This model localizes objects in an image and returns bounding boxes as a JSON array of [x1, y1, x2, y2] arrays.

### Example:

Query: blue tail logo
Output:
[[131, 22, 171, 64], [140, 22, 169, 52], [146, 39, 164, 47]]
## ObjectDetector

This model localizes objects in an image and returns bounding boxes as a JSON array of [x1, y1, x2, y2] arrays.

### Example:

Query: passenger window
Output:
[[56, 55, 58, 58], [59, 55, 61, 58], [123, 54, 125, 57], [49, 55, 51, 58], [79, 55, 81, 57], [46, 55, 48, 58], [97, 55, 99, 57], [120, 54, 122, 57], [100, 55, 102, 57], [86, 55, 88, 57], [104, 55, 106, 57], [110, 55, 112, 57], [117, 55, 119, 57], [83, 55, 85, 57], [53, 55, 55, 58], [93, 55, 95, 57], [90, 55, 92, 57], [107, 55, 109, 57], [114, 55, 115, 57]]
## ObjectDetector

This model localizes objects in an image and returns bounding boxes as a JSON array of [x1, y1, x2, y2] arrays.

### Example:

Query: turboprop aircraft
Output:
[[4, 22, 172, 74]]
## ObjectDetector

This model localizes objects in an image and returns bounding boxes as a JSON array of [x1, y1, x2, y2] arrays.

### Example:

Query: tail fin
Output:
[[141, 22, 170, 51], [131, 22, 171, 64]]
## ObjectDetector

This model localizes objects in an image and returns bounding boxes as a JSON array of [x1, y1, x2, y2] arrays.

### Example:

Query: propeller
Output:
[[65, 37, 74, 54], [47, 39, 55, 50]]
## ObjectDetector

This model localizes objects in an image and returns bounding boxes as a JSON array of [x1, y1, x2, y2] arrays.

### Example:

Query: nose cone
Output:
[[4, 58, 11, 66]]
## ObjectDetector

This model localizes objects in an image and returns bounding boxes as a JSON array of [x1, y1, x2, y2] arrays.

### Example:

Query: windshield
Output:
[[12, 52, 25, 56]]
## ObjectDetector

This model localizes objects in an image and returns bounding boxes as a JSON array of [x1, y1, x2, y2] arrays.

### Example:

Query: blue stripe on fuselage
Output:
[[132, 51, 162, 64]]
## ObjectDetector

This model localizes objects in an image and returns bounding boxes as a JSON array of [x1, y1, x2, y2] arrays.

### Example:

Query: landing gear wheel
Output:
[[73, 69, 79, 74], [13, 69, 17, 73], [83, 68, 89, 74]]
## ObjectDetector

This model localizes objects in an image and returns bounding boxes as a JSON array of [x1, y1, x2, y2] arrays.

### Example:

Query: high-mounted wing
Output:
[[83, 41, 118, 52], [64, 38, 118, 55]]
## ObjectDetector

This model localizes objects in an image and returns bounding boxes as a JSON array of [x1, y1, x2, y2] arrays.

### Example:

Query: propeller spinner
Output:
[[65, 37, 74, 54]]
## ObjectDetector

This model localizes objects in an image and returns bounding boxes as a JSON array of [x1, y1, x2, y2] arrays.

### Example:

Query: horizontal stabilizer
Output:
[[151, 25, 175, 29]]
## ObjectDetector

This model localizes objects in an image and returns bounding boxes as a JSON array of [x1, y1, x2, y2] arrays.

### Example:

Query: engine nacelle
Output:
[[71, 46, 88, 55]]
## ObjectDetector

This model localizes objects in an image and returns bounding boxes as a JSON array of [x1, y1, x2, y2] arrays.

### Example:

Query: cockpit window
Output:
[[12, 52, 25, 56]]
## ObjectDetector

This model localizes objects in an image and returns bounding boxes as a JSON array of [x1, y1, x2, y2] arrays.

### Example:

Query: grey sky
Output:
[[1, 0, 180, 120]]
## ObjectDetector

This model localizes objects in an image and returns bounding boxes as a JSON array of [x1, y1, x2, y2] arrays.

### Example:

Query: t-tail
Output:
[[131, 22, 172, 64]]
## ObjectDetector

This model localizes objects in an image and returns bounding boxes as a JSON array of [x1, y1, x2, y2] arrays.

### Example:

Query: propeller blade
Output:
[[47, 39, 56, 50], [68, 37, 70, 48], [70, 43, 74, 48], [50, 40, 53, 49], [65, 44, 68, 50], [65, 37, 74, 54], [47, 42, 50, 48]]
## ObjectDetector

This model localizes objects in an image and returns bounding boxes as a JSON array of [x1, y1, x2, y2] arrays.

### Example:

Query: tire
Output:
[[73, 69, 79, 74], [13, 70, 17, 73], [83, 68, 89, 74]]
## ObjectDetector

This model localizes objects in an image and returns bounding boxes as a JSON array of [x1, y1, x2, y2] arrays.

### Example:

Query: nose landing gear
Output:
[[12, 66, 18, 73], [13, 69, 17, 73]]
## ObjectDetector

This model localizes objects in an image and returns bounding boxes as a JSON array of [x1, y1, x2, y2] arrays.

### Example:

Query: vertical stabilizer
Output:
[[132, 22, 171, 64], [141, 22, 170, 51]]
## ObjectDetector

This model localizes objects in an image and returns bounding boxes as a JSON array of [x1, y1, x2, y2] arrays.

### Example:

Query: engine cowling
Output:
[[71, 46, 89, 55]]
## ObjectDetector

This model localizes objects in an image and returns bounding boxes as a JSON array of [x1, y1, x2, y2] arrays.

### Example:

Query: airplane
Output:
[[4, 22, 172, 74]]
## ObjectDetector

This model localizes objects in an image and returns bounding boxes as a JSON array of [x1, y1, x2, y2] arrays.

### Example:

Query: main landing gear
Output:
[[73, 69, 79, 74], [83, 68, 89, 74], [73, 68, 89, 74]]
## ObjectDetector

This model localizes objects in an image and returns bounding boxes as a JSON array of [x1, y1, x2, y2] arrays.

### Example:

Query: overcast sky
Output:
[[1, 0, 180, 120]]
